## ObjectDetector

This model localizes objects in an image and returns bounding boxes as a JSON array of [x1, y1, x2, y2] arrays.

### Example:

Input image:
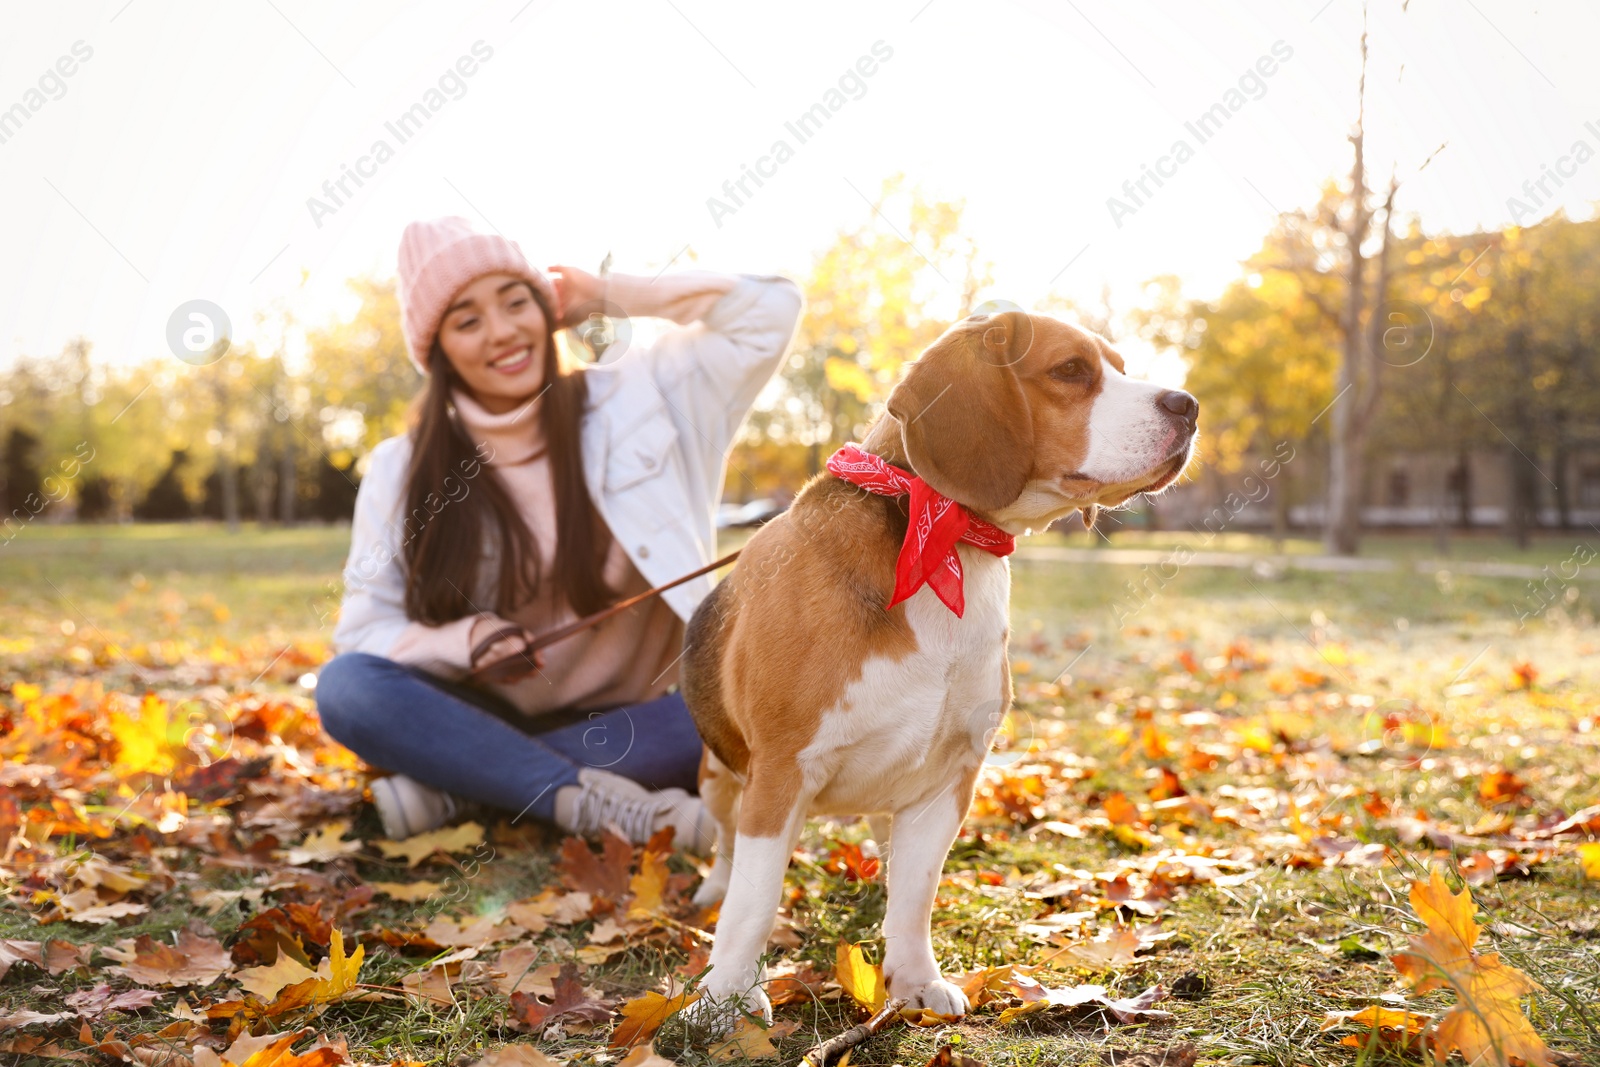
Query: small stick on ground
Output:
[[799, 997, 909, 1067]]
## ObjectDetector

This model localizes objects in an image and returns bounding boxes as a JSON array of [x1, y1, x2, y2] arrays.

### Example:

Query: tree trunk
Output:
[[212, 376, 240, 533], [278, 432, 297, 524], [253, 445, 274, 524], [221, 458, 240, 533], [1325, 26, 1373, 557], [1553, 439, 1571, 529], [1273, 463, 1291, 551]]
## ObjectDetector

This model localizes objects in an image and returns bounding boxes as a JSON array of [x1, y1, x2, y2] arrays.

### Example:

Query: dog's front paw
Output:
[[682, 983, 773, 1036], [896, 977, 969, 1018], [691, 859, 732, 908]]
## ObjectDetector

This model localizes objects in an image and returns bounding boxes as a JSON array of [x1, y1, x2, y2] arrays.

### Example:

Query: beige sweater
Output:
[[385, 272, 737, 715]]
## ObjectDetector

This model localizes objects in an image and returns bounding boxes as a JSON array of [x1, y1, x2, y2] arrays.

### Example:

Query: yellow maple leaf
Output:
[[626, 848, 670, 919], [108, 693, 183, 777], [834, 941, 885, 1013], [234, 954, 318, 1001], [1579, 842, 1600, 881], [708, 1017, 797, 1060], [213, 929, 365, 1021], [375, 821, 484, 867], [1390, 869, 1550, 1067], [368, 880, 446, 902], [276, 821, 362, 866]]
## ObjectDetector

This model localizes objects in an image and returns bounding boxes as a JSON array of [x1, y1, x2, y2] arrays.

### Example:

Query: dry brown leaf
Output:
[[766, 962, 831, 1006], [616, 1043, 677, 1067], [506, 889, 593, 933], [229, 902, 332, 968], [400, 947, 479, 1005], [0, 939, 45, 981], [62, 983, 164, 1019], [924, 1045, 991, 1067], [44, 938, 92, 975], [103, 928, 233, 987], [0, 1035, 95, 1062], [0, 1009, 74, 1030], [53, 887, 149, 924], [1097, 1042, 1198, 1067], [463, 1046, 566, 1067], [952, 963, 1038, 1010], [491, 947, 559, 998], [1048, 927, 1142, 970], [419, 914, 526, 949], [70, 854, 152, 894], [507, 962, 612, 1034], [556, 832, 633, 901], [998, 984, 1172, 1025]]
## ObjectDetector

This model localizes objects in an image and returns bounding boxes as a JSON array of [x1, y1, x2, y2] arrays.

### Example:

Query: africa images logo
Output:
[[705, 40, 895, 228], [1106, 40, 1295, 228]]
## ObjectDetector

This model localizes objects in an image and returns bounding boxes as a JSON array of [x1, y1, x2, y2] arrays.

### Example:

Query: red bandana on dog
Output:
[[825, 444, 1016, 617]]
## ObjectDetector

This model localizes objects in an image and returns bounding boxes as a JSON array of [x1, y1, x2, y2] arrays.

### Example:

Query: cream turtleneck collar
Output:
[[451, 386, 549, 467]]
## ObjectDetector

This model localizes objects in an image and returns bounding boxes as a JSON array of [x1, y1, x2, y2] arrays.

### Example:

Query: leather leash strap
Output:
[[464, 547, 743, 682]]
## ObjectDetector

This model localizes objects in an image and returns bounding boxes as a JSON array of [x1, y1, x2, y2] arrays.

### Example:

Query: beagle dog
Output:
[[680, 310, 1198, 1027]]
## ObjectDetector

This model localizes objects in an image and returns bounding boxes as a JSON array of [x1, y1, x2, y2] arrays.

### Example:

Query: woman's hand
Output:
[[469, 623, 546, 684], [547, 264, 605, 330]]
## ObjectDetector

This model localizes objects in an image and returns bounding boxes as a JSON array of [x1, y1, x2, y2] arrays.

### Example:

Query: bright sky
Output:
[[3, 0, 1597, 382]]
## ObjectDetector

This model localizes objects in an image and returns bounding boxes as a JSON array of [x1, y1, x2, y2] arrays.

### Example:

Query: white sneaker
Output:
[[554, 768, 714, 854], [370, 775, 461, 840]]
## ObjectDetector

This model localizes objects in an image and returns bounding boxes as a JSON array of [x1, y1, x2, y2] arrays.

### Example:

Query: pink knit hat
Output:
[[396, 216, 562, 374]]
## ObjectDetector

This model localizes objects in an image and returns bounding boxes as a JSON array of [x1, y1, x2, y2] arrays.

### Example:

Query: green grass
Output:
[[2, 523, 1598, 1066]]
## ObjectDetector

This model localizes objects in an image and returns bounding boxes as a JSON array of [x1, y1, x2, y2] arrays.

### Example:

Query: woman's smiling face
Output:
[[437, 272, 549, 414]]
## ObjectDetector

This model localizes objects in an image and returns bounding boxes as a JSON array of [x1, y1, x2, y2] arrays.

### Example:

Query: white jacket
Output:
[[331, 272, 805, 661]]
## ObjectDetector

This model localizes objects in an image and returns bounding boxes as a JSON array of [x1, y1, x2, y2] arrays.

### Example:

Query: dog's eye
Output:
[[1051, 358, 1092, 382]]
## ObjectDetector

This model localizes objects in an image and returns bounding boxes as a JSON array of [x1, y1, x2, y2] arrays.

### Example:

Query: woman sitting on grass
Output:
[[316, 216, 802, 846]]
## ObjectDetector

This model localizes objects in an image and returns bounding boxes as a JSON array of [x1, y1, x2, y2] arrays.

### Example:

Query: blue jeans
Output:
[[314, 652, 703, 825]]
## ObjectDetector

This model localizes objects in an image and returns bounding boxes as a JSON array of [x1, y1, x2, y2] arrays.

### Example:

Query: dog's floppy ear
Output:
[[886, 311, 1035, 512]]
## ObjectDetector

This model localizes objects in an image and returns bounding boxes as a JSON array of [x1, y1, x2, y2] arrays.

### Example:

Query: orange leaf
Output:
[[1389, 869, 1550, 1067], [1102, 792, 1140, 826], [823, 841, 881, 882], [609, 988, 699, 1049]]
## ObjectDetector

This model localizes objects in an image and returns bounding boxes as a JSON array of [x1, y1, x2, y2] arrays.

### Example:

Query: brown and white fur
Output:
[[679, 311, 1197, 1029]]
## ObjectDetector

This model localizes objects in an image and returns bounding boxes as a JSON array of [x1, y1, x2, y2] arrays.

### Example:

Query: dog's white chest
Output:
[[799, 546, 1011, 816]]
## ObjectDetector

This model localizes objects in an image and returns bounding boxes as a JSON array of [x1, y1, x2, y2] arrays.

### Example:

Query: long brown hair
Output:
[[401, 282, 615, 624]]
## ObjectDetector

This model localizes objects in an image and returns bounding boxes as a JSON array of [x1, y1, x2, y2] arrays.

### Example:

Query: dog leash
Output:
[[463, 547, 743, 683]]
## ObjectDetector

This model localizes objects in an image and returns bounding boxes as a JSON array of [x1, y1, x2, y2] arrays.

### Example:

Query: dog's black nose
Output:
[[1159, 390, 1198, 429]]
